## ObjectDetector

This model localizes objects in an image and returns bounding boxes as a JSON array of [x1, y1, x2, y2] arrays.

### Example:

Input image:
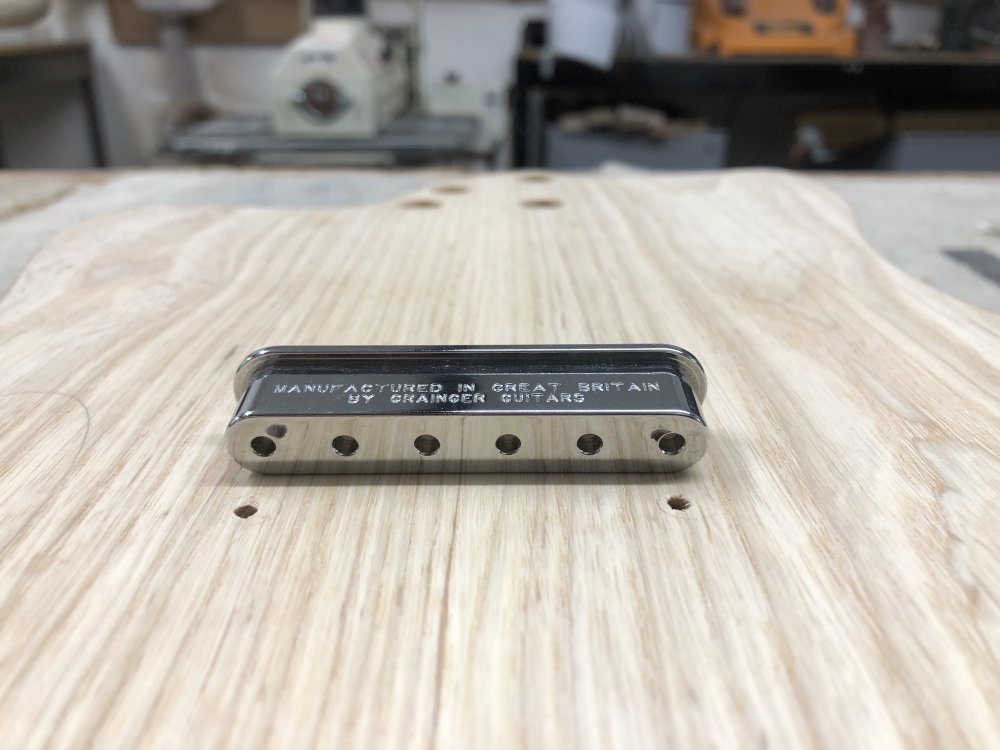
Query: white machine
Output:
[[271, 18, 410, 138]]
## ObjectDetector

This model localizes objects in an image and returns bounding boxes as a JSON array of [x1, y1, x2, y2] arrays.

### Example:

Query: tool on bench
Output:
[[694, 0, 857, 56]]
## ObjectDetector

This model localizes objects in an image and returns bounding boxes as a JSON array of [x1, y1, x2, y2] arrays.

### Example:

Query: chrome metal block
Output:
[[227, 345, 709, 474]]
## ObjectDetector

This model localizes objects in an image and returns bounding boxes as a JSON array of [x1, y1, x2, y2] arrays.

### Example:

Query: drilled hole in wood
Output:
[[667, 496, 690, 511], [234, 505, 258, 518], [400, 199, 441, 209], [522, 199, 562, 209]]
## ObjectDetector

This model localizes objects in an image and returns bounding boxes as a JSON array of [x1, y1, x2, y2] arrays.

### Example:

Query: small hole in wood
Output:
[[400, 199, 441, 209], [522, 199, 562, 209], [667, 496, 690, 511], [266, 424, 287, 439], [234, 505, 258, 518]]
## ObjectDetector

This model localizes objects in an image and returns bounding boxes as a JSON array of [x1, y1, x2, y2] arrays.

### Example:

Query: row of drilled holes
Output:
[[401, 197, 561, 211], [400, 174, 560, 211], [249, 430, 686, 458], [235, 491, 692, 520]]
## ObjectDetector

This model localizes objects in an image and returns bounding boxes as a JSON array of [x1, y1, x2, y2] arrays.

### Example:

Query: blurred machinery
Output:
[[135, 0, 218, 119], [271, 17, 409, 138], [166, 0, 497, 165], [694, 0, 857, 56]]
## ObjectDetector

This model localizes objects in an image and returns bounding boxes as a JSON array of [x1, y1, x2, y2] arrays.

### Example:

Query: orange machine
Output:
[[695, 0, 858, 57]]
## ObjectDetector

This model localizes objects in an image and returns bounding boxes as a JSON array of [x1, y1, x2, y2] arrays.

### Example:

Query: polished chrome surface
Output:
[[227, 345, 709, 474]]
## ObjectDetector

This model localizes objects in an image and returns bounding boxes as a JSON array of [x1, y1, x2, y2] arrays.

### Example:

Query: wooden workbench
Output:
[[0, 169, 998, 748], [3, 169, 999, 311]]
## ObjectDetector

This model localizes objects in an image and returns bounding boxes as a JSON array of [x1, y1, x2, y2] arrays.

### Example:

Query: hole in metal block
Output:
[[657, 432, 686, 456], [332, 435, 359, 456], [496, 434, 521, 455], [414, 434, 440, 456], [250, 436, 276, 457]]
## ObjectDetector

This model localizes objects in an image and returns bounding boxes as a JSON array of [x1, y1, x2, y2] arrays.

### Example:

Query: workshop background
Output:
[[1, 0, 999, 170]]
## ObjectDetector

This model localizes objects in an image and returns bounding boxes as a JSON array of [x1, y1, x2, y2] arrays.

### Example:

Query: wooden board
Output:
[[0, 172, 81, 222], [107, 0, 306, 45], [0, 171, 998, 748]]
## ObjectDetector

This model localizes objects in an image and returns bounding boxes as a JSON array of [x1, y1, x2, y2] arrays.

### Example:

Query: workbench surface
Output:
[[0, 169, 998, 749], [3, 169, 1000, 312]]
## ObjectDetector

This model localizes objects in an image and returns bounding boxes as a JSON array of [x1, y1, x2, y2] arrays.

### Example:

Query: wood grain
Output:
[[0, 171, 998, 749], [0, 172, 89, 222]]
